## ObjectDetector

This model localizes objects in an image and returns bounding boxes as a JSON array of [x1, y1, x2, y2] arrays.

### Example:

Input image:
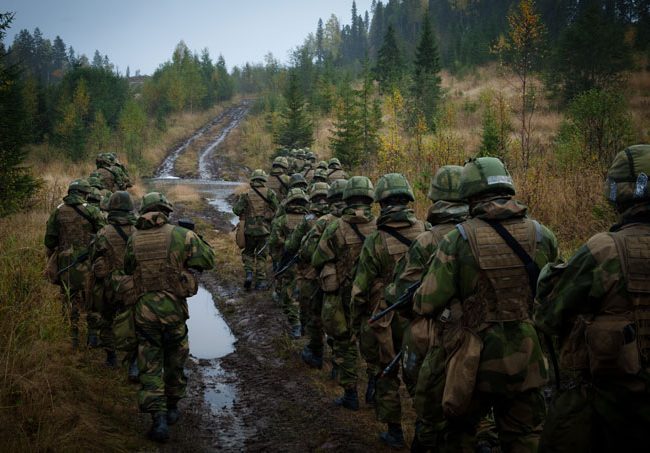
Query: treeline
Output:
[[0, 13, 235, 216]]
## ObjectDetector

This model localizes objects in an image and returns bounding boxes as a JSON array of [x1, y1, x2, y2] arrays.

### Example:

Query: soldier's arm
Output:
[[268, 189, 280, 212], [268, 218, 284, 262], [44, 210, 59, 253], [535, 235, 618, 337], [90, 233, 110, 278], [123, 237, 136, 275], [185, 229, 216, 271], [412, 233, 460, 316], [284, 219, 306, 256], [311, 221, 339, 271], [232, 194, 246, 217], [351, 233, 382, 311]]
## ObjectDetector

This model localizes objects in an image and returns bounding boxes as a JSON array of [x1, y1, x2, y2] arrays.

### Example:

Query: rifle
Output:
[[273, 253, 299, 278], [379, 350, 403, 378], [255, 241, 269, 257], [56, 252, 90, 277], [178, 218, 195, 230], [368, 280, 420, 325]]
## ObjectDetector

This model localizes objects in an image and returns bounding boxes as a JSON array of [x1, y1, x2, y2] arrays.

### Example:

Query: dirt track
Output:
[[150, 102, 409, 452]]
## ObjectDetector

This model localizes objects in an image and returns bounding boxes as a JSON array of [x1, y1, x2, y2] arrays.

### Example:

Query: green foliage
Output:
[[118, 99, 147, 164], [374, 25, 403, 92], [0, 12, 40, 216], [330, 85, 363, 167], [556, 88, 635, 172], [548, 2, 633, 102], [274, 71, 314, 149]]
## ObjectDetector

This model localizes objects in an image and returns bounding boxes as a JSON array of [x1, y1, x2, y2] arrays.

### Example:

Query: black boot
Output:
[[379, 423, 405, 449], [290, 324, 302, 339], [87, 332, 99, 348], [167, 404, 180, 425], [301, 346, 323, 369], [128, 357, 139, 383], [365, 374, 377, 405], [148, 412, 169, 443], [105, 350, 118, 368], [255, 280, 270, 291], [244, 271, 253, 290], [333, 388, 359, 411]]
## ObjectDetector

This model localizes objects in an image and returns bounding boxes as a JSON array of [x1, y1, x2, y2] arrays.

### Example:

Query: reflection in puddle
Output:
[[187, 286, 236, 359]]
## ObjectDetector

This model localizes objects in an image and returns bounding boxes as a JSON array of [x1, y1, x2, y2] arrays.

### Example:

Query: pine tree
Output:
[[375, 25, 402, 92], [275, 71, 314, 149], [92, 50, 103, 68], [316, 18, 325, 65], [330, 85, 363, 167], [410, 12, 441, 131], [0, 12, 40, 216], [358, 60, 381, 162]]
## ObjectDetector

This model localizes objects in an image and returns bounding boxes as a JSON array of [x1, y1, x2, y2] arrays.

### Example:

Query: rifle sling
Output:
[[349, 222, 367, 243], [251, 185, 274, 208], [71, 204, 95, 226], [113, 224, 129, 243], [484, 219, 560, 391], [274, 175, 289, 190], [378, 225, 413, 248]]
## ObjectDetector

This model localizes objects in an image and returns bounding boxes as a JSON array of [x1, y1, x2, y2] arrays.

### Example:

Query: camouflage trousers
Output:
[[87, 279, 116, 351], [301, 279, 324, 356], [540, 380, 650, 453], [358, 314, 381, 379], [59, 287, 84, 347], [279, 272, 299, 326], [242, 234, 268, 282], [332, 335, 358, 389], [134, 302, 189, 414], [372, 314, 406, 425]]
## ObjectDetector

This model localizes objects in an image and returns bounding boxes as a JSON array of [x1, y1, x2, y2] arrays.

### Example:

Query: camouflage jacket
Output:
[[96, 165, 131, 192], [124, 211, 215, 322], [327, 168, 348, 182], [387, 201, 469, 308], [351, 206, 427, 318], [312, 205, 376, 298], [45, 193, 106, 255], [535, 203, 650, 381], [267, 170, 291, 202], [413, 197, 559, 395], [90, 211, 137, 279], [268, 206, 309, 263], [285, 202, 330, 257], [232, 184, 279, 236]]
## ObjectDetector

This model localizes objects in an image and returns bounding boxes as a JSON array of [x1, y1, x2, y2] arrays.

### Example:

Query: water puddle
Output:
[[187, 286, 236, 359]]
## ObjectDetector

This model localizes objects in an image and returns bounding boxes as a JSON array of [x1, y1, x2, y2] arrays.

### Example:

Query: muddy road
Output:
[[146, 102, 407, 452]]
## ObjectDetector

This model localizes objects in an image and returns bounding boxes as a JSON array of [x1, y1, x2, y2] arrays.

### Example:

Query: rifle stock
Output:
[[368, 281, 420, 324]]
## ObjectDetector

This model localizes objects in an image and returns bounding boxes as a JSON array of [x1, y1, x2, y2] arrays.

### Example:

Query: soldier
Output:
[[310, 168, 329, 186], [124, 192, 215, 442], [232, 169, 279, 290], [412, 157, 558, 451], [289, 173, 309, 191], [296, 179, 348, 369], [87, 175, 111, 212], [312, 176, 377, 410], [45, 179, 105, 349], [316, 160, 329, 172], [85, 185, 108, 347], [89, 191, 137, 369], [284, 182, 331, 341], [267, 156, 291, 202], [535, 144, 650, 452], [292, 149, 307, 173], [351, 173, 428, 447], [388, 166, 470, 450], [269, 188, 310, 337], [109, 152, 134, 189], [327, 157, 348, 182], [302, 151, 317, 181]]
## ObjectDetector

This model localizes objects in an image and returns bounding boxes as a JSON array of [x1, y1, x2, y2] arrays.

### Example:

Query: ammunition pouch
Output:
[[586, 314, 641, 378], [113, 306, 137, 352], [44, 248, 60, 284], [112, 273, 138, 307], [320, 263, 339, 293], [321, 292, 349, 339], [235, 219, 246, 249], [442, 327, 483, 418]]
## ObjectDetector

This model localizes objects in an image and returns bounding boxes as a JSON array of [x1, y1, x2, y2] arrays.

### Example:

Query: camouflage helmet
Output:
[[272, 156, 289, 170], [306, 151, 316, 162], [605, 144, 650, 208], [313, 168, 328, 182], [250, 169, 268, 183], [328, 157, 342, 169], [309, 182, 330, 200], [343, 176, 374, 202], [108, 190, 134, 212], [328, 179, 348, 200], [289, 173, 308, 189], [317, 160, 328, 170], [140, 192, 173, 214], [68, 178, 92, 195], [296, 149, 306, 158], [87, 174, 104, 190], [429, 165, 465, 202], [375, 173, 415, 203], [87, 187, 103, 203], [460, 157, 515, 200], [95, 153, 113, 168], [285, 187, 309, 205]]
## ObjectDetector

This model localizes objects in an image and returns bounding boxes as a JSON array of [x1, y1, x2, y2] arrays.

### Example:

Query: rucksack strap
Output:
[[251, 186, 274, 207], [275, 175, 289, 190], [379, 225, 413, 248], [71, 204, 95, 227], [349, 222, 367, 243], [113, 224, 129, 243]]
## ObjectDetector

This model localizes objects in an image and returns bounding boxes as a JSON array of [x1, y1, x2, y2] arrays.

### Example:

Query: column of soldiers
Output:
[[45, 153, 215, 443], [235, 145, 650, 452]]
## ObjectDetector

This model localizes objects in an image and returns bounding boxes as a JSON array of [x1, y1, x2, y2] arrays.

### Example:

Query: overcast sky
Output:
[[3, 0, 374, 75]]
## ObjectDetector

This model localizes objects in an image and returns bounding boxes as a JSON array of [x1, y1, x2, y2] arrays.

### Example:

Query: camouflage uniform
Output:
[[269, 188, 309, 332], [124, 193, 215, 423], [232, 170, 279, 288], [88, 174, 112, 212], [327, 157, 349, 182], [413, 157, 559, 452], [267, 157, 291, 202], [535, 145, 650, 453], [89, 191, 136, 365], [351, 173, 427, 445], [312, 176, 377, 408], [44, 179, 106, 348], [284, 183, 330, 335], [95, 153, 131, 192]]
